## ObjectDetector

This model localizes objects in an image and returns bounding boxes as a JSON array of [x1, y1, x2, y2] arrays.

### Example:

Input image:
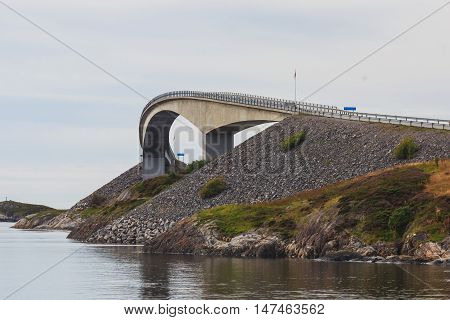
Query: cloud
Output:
[[0, 0, 448, 207]]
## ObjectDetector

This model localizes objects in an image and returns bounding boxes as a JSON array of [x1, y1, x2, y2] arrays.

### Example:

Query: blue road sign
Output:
[[177, 153, 185, 157], [344, 106, 357, 111]]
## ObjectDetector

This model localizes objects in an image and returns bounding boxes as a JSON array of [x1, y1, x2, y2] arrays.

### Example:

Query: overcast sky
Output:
[[0, 0, 449, 208]]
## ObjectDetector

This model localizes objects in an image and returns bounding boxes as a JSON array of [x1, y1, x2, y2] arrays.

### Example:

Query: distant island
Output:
[[0, 200, 64, 226]]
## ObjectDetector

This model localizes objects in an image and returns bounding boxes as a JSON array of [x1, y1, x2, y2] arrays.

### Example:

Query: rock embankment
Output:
[[13, 211, 62, 229], [146, 218, 450, 264], [89, 115, 449, 244]]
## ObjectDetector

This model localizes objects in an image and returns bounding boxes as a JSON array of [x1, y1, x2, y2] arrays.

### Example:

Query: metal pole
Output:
[[294, 68, 297, 103]]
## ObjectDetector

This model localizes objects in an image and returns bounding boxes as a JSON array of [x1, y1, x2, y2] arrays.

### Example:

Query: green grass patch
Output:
[[199, 177, 227, 199], [197, 203, 289, 238], [394, 137, 420, 160], [281, 130, 306, 151]]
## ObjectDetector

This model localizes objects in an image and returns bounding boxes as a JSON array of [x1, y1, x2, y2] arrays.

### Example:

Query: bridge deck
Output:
[[142, 91, 450, 131]]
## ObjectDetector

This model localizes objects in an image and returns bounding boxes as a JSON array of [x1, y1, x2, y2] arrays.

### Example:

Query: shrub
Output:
[[199, 177, 227, 199], [186, 160, 207, 174], [281, 130, 306, 151], [388, 207, 414, 236], [394, 137, 419, 160]]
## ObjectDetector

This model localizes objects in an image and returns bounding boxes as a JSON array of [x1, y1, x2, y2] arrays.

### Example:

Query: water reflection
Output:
[[133, 253, 450, 299], [1, 224, 448, 300]]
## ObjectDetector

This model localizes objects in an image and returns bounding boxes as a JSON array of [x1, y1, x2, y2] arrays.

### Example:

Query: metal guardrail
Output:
[[141, 91, 450, 130]]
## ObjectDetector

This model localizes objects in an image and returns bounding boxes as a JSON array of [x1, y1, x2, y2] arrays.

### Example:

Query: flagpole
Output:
[[294, 68, 297, 102]]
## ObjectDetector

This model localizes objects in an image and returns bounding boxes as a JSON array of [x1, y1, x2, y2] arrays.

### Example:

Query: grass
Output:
[[199, 177, 227, 199], [133, 172, 181, 198], [281, 130, 306, 151], [426, 159, 450, 196], [196, 160, 449, 243], [394, 137, 420, 160], [80, 199, 147, 219]]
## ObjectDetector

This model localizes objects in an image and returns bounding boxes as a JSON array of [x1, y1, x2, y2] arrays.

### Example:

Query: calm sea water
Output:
[[0, 222, 448, 300]]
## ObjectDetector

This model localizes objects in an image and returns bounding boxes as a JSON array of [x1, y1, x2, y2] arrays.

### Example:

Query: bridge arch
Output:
[[140, 94, 291, 179]]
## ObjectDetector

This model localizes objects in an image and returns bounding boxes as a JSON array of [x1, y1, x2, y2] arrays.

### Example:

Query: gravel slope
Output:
[[88, 115, 449, 244]]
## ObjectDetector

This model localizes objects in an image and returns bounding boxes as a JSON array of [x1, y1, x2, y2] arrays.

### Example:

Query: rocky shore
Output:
[[146, 218, 450, 265]]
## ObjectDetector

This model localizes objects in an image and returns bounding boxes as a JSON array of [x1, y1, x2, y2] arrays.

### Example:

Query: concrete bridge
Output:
[[139, 91, 295, 179], [140, 91, 449, 179]]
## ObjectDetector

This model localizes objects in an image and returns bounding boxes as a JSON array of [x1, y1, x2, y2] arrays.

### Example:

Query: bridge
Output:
[[139, 91, 449, 179]]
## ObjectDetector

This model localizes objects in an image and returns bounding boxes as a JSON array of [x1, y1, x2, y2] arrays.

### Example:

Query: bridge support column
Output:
[[143, 153, 166, 180], [142, 112, 178, 180], [205, 127, 235, 161]]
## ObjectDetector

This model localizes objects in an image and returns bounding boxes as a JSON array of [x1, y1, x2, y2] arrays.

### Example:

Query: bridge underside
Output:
[[141, 99, 290, 179]]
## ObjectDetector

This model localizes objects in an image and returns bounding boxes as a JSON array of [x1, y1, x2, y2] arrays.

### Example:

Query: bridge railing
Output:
[[142, 90, 339, 115], [141, 91, 449, 130]]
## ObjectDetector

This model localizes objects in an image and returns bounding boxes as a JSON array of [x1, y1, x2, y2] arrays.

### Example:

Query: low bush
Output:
[[388, 207, 414, 236], [186, 160, 207, 174], [394, 137, 419, 160], [281, 130, 306, 151], [199, 177, 227, 199]]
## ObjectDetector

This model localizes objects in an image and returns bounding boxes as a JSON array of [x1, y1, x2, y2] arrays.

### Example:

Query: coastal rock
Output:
[[145, 218, 286, 258], [401, 233, 448, 261], [13, 214, 53, 229], [322, 250, 363, 262], [413, 242, 446, 261]]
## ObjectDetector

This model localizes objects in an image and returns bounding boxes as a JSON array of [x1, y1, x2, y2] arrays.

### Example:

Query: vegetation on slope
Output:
[[197, 160, 449, 243], [394, 137, 420, 160], [185, 160, 208, 174], [281, 130, 306, 151], [199, 177, 227, 199]]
